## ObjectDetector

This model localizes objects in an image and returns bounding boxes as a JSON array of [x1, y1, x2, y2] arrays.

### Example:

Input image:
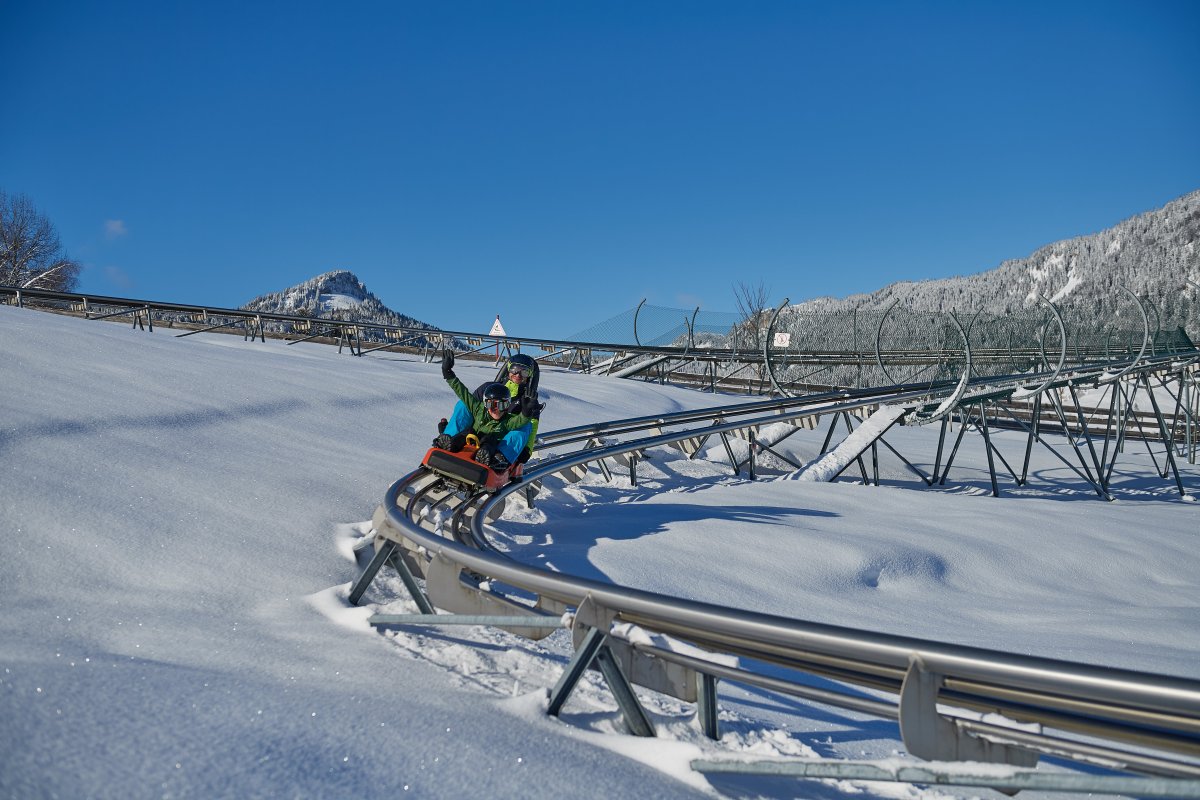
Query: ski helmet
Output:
[[482, 382, 510, 413], [506, 354, 536, 379]]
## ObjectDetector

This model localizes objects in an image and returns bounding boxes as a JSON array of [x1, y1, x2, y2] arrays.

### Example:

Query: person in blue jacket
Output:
[[433, 351, 542, 471]]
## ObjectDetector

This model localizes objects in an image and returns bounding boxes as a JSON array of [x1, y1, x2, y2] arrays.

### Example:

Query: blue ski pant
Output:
[[443, 401, 531, 463]]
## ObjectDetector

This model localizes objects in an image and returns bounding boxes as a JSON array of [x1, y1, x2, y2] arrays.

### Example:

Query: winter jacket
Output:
[[447, 374, 534, 441], [470, 378, 541, 453]]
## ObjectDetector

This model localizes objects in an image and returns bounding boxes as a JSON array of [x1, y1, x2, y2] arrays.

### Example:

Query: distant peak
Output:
[[309, 270, 369, 298], [240, 270, 442, 334]]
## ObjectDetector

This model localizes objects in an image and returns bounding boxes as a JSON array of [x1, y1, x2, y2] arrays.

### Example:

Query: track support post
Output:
[[899, 657, 1037, 767], [696, 673, 720, 740], [347, 536, 434, 614], [348, 539, 396, 606], [547, 597, 655, 737]]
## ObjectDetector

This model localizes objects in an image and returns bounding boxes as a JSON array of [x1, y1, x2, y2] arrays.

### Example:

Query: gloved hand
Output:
[[515, 449, 532, 466], [519, 391, 544, 418], [441, 349, 455, 379]]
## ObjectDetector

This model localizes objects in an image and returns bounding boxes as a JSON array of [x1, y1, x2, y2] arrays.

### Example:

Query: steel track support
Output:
[[1187, 369, 1197, 464], [818, 411, 842, 455], [176, 317, 242, 338], [1125, 380, 1166, 473], [1099, 383, 1119, 476], [696, 673, 720, 740], [285, 326, 338, 346], [1019, 393, 1041, 485], [899, 657, 1037, 766], [594, 646, 655, 737], [938, 407, 974, 485], [994, 399, 1109, 497], [1117, 378, 1133, 456], [548, 627, 605, 716], [977, 403, 1000, 497], [348, 539, 396, 606], [1047, 390, 1110, 500], [1066, 383, 1107, 489], [347, 534, 435, 613], [547, 626, 655, 737], [856, 455, 870, 486], [980, 401, 1022, 490], [932, 416, 950, 485], [1104, 381, 1139, 488], [1165, 372, 1186, 457], [1141, 372, 1188, 496], [747, 439, 804, 471], [719, 432, 740, 476], [574, 438, 611, 483], [874, 434, 934, 486], [389, 550, 436, 615], [748, 431, 756, 480]]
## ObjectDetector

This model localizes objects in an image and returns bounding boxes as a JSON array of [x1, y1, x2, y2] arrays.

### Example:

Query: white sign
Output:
[[773, 332, 791, 347], [489, 315, 507, 336]]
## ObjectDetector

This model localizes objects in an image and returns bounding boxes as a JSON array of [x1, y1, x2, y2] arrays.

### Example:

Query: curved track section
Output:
[[354, 348, 1200, 792]]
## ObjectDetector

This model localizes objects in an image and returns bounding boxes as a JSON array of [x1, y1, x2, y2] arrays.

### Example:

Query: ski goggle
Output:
[[507, 364, 532, 379], [484, 397, 507, 412]]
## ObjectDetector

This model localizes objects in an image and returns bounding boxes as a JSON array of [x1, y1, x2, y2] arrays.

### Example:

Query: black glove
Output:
[[519, 391, 544, 418], [441, 349, 455, 379], [515, 449, 532, 466]]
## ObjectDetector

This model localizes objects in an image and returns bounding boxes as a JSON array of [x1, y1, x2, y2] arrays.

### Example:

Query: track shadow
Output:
[[522, 500, 837, 585]]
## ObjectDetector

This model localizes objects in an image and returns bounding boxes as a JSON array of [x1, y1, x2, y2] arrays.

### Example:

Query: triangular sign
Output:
[[489, 315, 506, 336]]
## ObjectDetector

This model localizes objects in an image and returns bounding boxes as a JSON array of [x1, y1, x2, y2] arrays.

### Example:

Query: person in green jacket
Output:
[[435, 353, 543, 462], [433, 350, 537, 472]]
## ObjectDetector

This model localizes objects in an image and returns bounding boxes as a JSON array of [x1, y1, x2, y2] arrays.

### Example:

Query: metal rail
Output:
[[7, 284, 1189, 401], [0, 284, 801, 391], [349, 348, 1200, 796]]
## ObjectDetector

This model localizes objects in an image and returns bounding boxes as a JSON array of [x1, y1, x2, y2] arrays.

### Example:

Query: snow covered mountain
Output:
[[793, 189, 1200, 331], [241, 269, 443, 336]]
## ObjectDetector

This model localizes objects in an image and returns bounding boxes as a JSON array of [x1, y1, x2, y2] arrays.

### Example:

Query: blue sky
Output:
[[3, 1, 1198, 339]]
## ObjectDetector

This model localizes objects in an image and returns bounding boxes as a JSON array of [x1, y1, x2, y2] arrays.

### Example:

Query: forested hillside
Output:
[[793, 190, 1200, 333]]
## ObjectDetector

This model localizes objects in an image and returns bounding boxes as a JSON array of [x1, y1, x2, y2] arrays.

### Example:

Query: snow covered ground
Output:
[[2, 304, 1198, 799]]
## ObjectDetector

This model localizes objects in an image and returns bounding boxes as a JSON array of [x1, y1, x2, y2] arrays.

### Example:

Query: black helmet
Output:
[[482, 382, 510, 413], [494, 353, 539, 393], [506, 353, 536, 379]]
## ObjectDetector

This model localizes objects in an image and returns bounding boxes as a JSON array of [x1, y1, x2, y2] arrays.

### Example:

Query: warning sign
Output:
[[489, 315, 506, 337]]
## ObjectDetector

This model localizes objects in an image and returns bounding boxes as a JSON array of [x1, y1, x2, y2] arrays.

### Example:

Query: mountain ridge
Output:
[[790, 188, 1200, 330]]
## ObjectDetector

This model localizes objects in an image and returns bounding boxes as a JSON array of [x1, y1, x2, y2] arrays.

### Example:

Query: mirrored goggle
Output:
[[484, 398, 507, 411], [507, 364, 532, 378]]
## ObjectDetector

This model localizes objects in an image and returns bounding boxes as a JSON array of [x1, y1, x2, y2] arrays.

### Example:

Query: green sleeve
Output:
[[446, 374, 483, 418], [527, 419, 539, 454]]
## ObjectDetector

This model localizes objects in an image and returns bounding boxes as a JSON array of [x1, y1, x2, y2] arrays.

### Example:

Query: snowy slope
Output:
[[2, 304, 1198, 799]]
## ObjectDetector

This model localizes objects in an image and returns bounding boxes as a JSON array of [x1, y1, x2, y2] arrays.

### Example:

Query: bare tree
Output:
[[732, 280, 772, 351], [0, 191, 81, 291]]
